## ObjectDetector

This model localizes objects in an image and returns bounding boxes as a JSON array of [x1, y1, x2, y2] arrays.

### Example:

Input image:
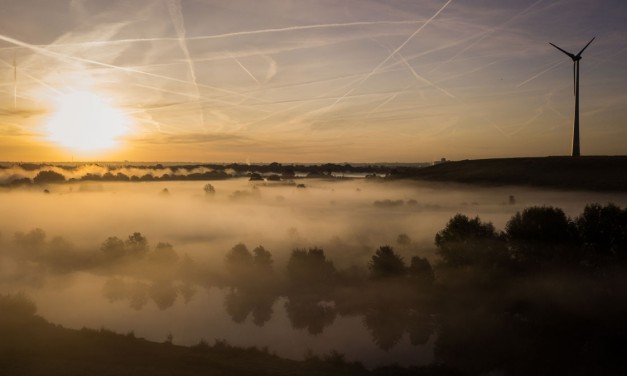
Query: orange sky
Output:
[[1, 0, 626, 163]]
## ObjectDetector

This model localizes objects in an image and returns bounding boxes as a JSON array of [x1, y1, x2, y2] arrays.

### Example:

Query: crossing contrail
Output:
[[2, 20, 425, 50], [0, 33, 264, 106], [398, 53, 456, 99], [166, 0, 205, 128], [429, 0, 544, 74], [323, 0, 453, 112]]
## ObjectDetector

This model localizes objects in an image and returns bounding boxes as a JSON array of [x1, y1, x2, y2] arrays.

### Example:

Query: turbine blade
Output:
[[576, 37, 595, 57], [549, 42, 575, 59]]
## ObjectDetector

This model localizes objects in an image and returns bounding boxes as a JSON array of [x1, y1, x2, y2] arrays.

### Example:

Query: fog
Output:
[[1, 178, 627, 368]]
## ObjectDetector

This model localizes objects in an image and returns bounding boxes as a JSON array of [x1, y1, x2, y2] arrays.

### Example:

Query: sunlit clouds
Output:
[[0, 0, 626, 162]]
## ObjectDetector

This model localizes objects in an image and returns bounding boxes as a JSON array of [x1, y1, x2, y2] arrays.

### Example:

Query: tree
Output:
[[249, 173, 263, 181], [435, 214, 504, 267], [125, 232, 148, 256], [150, 242, 179, 264], [286, 248, 336, 293], [252, 246, 273, 270], [576, 203, 627, 263], [203, 183, 215, 195], [101, 236, 125, 260], [397, 233, 411, 246], [505, 206, 578, 266], [409, 256, 435, 284], [369, 246, 406, 279], [14, 228, 46, 251], [33, 170, 65, 184], [225, 243, 253, 277]]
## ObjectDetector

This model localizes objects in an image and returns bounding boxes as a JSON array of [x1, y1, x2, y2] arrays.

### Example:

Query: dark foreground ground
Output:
[[0, 296, 453, 376], [392, 156, 627, 191]]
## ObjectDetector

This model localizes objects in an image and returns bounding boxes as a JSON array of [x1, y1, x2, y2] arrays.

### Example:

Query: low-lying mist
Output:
[[4, 178, 624, 265], [2, 178, 627, 368]]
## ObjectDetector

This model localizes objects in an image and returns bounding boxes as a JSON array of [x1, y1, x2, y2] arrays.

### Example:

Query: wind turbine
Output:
[[549, 37, 595, 157]]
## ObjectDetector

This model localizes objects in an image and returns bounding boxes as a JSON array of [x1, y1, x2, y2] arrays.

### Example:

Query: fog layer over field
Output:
[[1, 179, 627, 367]]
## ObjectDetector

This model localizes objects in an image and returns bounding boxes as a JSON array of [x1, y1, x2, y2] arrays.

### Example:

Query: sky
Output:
[[0, 0, 626, 163]]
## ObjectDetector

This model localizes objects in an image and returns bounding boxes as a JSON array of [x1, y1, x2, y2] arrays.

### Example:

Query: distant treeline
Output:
[[0, 162, 411, 186]]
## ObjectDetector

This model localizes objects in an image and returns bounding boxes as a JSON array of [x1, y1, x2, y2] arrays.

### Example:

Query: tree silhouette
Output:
[[203, 183, 215, 195], [125, 232, 148, 257], [101, 237, 125, 260], [435, 214, 505, 268], [225, 243, 253, 278], [505, 206, 578, 267], [14, 228, 46, 255], [33, 170, 65, 184], [409, 256, 435, 285], [396, 233, 411, 246], [252, 246, 273, 270], [286, 248, 336, 294], [369, 246, 405, 279], [576, 203, 627, 263], [150, 242, 179, 265]]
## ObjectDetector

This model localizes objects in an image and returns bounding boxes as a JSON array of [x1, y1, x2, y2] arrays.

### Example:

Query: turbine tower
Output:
[[549, 37, 595, 157]]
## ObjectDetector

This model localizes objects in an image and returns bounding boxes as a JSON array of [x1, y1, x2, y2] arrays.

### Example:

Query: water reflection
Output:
[[102, 278, 196, 311], [285, 297, 336, 335], [224, 288, 276, 326]]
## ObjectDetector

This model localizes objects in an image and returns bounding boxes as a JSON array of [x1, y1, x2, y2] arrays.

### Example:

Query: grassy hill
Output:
[[393, 156, 627, 191]]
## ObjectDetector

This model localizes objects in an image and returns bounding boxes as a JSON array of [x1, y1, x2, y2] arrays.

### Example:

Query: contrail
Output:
[[227, 51, 260, 85], [3, 20, 424, 50], [429, 0, 544, 73], [0, 56, 61, 96], [370, 93, 400, 113], [166, 0, 205, 128], [13, 52, 17, 108], [398, 53, 456, 98], [517, 59, 565, 88], [0, 33, 264, 106], [329, 0, 453, 110]]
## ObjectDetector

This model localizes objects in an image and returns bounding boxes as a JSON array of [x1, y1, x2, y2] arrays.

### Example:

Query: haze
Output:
[[2, 178, 627, 367]]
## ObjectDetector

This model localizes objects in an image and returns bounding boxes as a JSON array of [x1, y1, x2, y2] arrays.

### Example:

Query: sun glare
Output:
[[45, 90, 130, 153]]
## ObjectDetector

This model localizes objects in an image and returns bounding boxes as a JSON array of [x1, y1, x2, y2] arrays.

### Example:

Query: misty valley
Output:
[[2, 177, 627, 375]]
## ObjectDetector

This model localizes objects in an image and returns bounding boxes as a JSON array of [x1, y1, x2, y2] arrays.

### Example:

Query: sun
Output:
[[45, 90, 130, 154]]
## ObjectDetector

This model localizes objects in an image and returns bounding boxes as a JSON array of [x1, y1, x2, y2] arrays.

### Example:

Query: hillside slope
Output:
[[394, 156, 627, 191]]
